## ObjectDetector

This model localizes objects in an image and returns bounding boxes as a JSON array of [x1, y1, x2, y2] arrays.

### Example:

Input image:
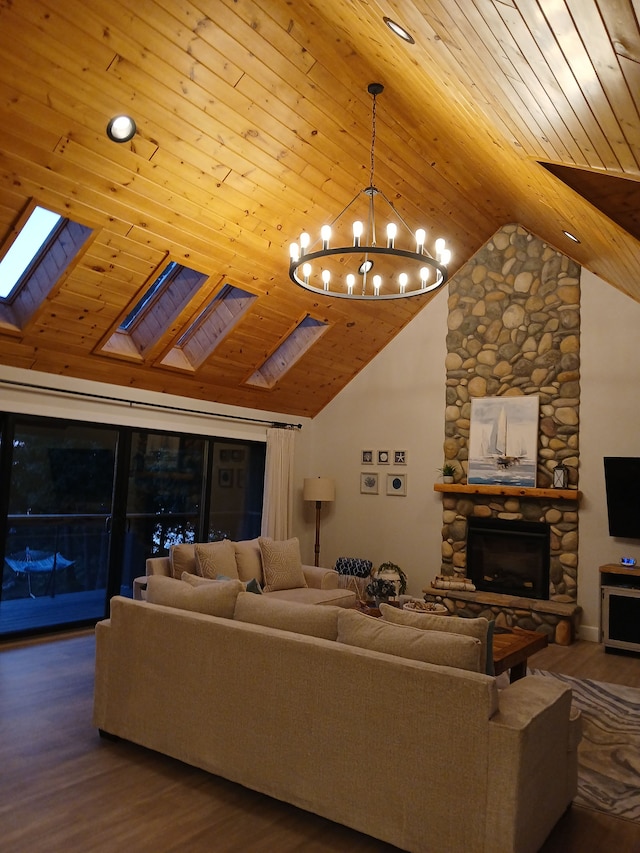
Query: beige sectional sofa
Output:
[[144, 536, 356, 607], [94, 579, 581, 853]]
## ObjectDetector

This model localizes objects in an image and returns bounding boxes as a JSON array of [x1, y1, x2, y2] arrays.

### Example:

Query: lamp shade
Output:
[[303, 477, 335, 502]]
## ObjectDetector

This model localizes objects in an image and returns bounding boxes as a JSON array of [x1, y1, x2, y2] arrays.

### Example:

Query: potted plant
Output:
[[438, 463, 456, 483], [376, 560, 408, 595], [365, 576, 398, 606]]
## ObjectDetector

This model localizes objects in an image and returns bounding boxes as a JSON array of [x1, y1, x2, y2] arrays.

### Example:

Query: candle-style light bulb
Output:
[[415, 229, 426, 253], [321, 269, 331, 290], [435, 237, 446, 258], [299, 232, 310, 255], [321, 225, 331, 250], [386, 223, 397, 248], [373, 274, 382, 296], [353, 221, 363, 247], [289, 242, 299, 262], [440, 248, 451, 266], [420, 266, 430, 286], [399, 272, 408, 294], [302, 263, 312, 284], [346, 273, 355, 295]]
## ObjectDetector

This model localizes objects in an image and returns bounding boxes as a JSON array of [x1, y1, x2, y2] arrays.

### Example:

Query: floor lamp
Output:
[[303, 477, 335, 567]]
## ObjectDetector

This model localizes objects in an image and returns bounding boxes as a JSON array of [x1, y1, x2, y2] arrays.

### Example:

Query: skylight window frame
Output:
[[119, 260, 182, 333], [158, 282, 258, 373], [99, 258, 211, 363], [245, 314, 329, 389], [0, 204, 66, 304], [0, 200, 94, 333]]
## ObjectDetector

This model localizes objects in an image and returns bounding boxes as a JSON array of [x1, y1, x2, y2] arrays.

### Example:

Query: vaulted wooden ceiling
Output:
[[1, 0, 640, 418]]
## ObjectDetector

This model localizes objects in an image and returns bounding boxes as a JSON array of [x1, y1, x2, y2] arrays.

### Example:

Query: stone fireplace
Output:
[[427, 224, 582, 644]]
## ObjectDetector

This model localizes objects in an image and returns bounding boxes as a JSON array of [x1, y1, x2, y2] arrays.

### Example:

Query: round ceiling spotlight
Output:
[[106, 115, 137, 143], [383, 17, 415, 44]]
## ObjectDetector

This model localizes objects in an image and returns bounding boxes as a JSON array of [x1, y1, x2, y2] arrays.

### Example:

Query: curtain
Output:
[[260, 427, 296, 539]]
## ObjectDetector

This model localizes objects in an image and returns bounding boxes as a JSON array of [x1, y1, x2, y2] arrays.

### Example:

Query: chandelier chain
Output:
[[369, 90, 377, 189]]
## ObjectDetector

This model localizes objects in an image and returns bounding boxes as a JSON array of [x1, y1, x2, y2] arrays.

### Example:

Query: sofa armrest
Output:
[[302, 564, 339, 590], [485, 675, 580, 853], [146, 556, 171, 577]]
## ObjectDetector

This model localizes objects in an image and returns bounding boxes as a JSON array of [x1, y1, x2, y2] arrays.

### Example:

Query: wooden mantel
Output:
[[434, 483, 582, 502]]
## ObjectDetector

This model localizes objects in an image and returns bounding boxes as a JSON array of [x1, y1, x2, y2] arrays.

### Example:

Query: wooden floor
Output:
[[1, 633, 640, 853]]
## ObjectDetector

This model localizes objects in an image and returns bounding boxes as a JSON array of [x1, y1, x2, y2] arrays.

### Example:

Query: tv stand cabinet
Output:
[[600, 564, 640, 654]]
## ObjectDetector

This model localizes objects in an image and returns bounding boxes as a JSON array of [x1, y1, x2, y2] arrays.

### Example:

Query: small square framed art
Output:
[[386, 473, 407, 496], [360, 472, 379, 494]]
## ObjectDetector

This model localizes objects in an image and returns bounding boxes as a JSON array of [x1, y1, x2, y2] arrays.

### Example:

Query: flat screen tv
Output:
[[603, 457, 640, 539]]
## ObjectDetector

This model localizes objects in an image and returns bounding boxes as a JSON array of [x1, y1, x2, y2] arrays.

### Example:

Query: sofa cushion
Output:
[[337, 609, 482, 672], [259, 537, 307, 592], [234, 591, 341, 640], [380, 604, 494, 675], [265, 587, 355, 607], [169, 543, 196, 579], [194, 539, 239, 580], [146, 575, 243, 619], [233, 538, 263, 584]]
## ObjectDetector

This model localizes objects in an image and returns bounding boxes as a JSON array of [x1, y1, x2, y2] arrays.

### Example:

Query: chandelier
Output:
[[289, 83, 451, 300]]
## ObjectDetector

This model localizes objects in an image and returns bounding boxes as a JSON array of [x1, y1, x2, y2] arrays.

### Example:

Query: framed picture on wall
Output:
[[468, 396, 539, 487], [218, 468, 233, 488], [360, 472, 379, 494], [377, 450, 390, 465], [361, 450, 373, 464], [387, 473, 407, 496], [394, 450, 407, 465]]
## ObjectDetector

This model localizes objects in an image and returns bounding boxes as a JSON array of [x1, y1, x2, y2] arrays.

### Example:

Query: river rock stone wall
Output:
[[441, 224, 581, 606]]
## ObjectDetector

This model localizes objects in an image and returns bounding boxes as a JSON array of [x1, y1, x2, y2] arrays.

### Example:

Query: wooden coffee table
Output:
[[492, 626, 548, 682]]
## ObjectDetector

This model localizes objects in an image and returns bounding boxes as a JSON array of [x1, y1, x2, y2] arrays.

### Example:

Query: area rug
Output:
[[529, 669, 640, 822]]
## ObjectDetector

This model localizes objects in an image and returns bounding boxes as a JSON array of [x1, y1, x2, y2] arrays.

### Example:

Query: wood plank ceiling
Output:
[[0, 0, 639, 418]]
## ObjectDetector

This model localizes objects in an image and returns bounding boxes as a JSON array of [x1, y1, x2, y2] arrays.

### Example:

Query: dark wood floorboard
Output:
[[1, 632, 639, 852]]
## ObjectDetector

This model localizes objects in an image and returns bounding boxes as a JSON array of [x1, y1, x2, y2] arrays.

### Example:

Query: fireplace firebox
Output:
[[465, 517, 550, 600]]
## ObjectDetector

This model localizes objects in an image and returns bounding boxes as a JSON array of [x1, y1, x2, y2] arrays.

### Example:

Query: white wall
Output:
[[305, 289, 449, 594], [577, 270, 640, 639]]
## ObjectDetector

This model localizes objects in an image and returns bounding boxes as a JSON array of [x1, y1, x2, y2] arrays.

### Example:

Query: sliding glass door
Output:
[[0, 414, 266, 638], [123, 431, 206, 584], [0, 418, 118, 634], [209, 440, 265, 541]]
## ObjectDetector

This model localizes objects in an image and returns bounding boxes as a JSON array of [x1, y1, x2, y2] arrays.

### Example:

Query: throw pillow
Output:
[[258, 537, 307, 593], [337, 609, 482, 672], [233, 592, 340, 640], [335, 556, 373, 578], [379, 605, 493, 675], [194, 539, 238, 580], [146, 575, 243, 619], [169, 543, 197, 579], [245, 577, 262, 595], [233, 538, 263, 584]]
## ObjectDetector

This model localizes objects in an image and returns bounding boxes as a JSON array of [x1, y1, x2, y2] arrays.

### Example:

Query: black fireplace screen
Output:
[[465, 517, 550, 600]]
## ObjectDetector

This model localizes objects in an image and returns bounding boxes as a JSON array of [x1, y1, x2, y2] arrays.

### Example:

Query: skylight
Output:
[[0, 206, 62, 298], [101, 261, 209, 361], [120, 261, 180, 330]]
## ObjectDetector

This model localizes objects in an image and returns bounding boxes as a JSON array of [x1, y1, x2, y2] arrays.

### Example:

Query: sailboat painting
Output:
[[468, 396, 539, 486]]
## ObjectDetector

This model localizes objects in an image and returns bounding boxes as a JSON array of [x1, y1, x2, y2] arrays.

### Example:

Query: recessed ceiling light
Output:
[[562, 230, 581, 243], [106, 115, 137, 143], [383, 16, 415, 44]]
